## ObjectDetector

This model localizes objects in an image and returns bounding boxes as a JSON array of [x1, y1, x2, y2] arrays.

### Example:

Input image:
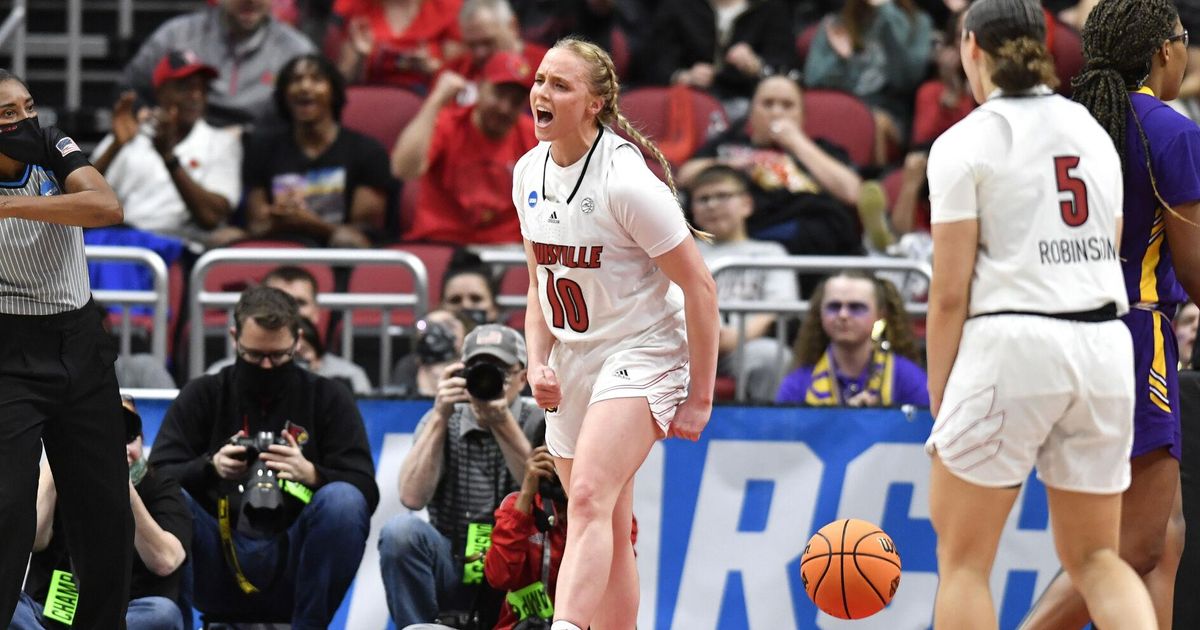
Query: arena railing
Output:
[[188, 248, 428, 383], [0, 0, 26, 78], [84, 245, 170, 365], [706, 255, 933, 402], [476, 249, 529, 314]]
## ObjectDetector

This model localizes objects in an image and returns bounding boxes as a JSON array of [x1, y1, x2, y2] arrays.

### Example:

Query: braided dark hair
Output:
[[1072, 0, 1178, 173]]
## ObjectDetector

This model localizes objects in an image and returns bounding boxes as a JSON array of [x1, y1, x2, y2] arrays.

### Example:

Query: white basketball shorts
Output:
[[925, 314, 1134, 493], [545, 319, 690, 458]]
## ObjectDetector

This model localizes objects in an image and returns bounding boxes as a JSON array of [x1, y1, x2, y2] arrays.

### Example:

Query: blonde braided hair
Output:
[[552, 37, 712, 241]]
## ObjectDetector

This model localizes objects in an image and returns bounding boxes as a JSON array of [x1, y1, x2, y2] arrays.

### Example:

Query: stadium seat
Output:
[[802, 89, 875, 167], [397, 179, 421, 240], [796, 23, 819, 65], [1050, 20, 1084, 96], [200, 240, 334, 335], [618, 86, 728, 168], [496, 262, 530, 330], [348, 242, 455, 330], [342, 85, 424, 152]]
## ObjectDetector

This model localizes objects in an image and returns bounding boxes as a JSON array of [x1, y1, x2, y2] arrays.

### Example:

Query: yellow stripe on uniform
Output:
[[1150, 310, 1172, 413], [1140, 208, 1165, 304]]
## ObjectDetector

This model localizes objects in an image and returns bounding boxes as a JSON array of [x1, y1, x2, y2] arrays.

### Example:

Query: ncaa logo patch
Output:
[[55, 136, 80, 157], [527, 190, 538, 208], [581, 197, 595, 214]]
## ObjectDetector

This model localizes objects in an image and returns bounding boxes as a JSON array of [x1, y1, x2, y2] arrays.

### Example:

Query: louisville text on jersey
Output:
[[531, 241, 604, 269]]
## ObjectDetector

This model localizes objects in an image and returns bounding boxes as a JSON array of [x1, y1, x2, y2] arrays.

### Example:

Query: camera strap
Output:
[[217, 496, 288, 595]]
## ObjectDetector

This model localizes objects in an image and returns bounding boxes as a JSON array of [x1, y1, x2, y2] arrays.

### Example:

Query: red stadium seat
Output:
[[1050, 20, 1084, 96], [618, 87, 728, 168], [497, 263, 530, 330], [397, 179, 421, 239], [342, 86, 424, 152], [796, 23, 819, 65], [802, 89, 875, 167], [349, 242, 455, 329], [200, 240, 335, 334]]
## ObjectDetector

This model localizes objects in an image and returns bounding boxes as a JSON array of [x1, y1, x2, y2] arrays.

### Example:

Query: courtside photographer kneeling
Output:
[[148, 286, 379, 628]]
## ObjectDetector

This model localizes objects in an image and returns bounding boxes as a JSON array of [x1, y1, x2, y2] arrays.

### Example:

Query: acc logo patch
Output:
[[55, 136, 80, 157], [581, 197, 595, 214], [527, 190, 538, 208]]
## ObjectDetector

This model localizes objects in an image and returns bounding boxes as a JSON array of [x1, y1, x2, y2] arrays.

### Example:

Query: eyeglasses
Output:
[[237, 341, 297, 367], [692, 190, 745, 208], [1169, 30, 1189, 47], [822, 301, 871, 317]]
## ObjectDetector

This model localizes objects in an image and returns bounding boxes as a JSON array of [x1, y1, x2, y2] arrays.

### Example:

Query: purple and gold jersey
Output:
[[1121, 89, 1200, 309]]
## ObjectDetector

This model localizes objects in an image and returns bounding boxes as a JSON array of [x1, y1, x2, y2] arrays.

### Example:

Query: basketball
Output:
[[801, 518, 902, 619]]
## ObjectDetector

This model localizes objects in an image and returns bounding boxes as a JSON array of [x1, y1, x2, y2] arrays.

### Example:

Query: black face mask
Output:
[[235, 356, 297, 400], [0, 117, 44, 164]]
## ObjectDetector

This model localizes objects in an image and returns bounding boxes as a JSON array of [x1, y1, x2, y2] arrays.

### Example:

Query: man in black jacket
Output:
[[148, 286, 377, 628]]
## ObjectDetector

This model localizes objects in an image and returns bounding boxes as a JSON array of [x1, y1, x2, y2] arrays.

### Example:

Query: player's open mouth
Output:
[[535, 107, 553, 128]]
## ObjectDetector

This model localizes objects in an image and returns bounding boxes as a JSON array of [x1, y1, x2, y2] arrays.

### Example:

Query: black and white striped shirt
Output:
[[0, 164, 90, 314]]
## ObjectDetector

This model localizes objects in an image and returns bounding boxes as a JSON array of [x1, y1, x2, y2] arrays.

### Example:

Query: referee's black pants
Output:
[[0, 301, 133, 628]]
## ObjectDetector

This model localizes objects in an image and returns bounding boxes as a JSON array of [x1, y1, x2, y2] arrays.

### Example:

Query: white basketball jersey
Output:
[[929, 87, 1129, 317], [513, 128, 690, 343]]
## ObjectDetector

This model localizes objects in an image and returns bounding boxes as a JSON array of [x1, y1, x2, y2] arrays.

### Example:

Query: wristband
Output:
[[163, 155, 181, 171]]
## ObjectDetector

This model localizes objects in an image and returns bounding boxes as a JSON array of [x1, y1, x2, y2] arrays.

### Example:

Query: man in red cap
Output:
[[93, 50, 244, 247], [392, 51, 537, 245]]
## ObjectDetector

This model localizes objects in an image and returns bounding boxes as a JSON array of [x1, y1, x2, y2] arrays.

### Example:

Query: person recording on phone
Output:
[[379, 324, 543, 627], [147, 285, 378, 627]]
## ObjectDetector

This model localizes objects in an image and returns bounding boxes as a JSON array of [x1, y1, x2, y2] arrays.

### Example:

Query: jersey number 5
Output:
[[545, 270, 590, 333], [1054, 155, 1089, 227]]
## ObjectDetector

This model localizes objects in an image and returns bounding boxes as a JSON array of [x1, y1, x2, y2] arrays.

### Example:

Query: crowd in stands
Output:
[[19, 0, 1200, 625]]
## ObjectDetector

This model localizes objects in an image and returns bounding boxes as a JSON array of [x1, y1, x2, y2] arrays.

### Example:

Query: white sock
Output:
[[551, 622, 583, 630]]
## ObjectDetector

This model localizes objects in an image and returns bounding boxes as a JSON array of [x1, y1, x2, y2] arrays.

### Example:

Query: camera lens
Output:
[[465, 362, 506, 400]]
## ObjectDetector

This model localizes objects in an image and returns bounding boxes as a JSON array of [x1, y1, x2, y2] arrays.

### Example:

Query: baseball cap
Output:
[[152, 50, 219, 89], [964, 0, 1046, 53], [481, 51, 534, 89], [462, 324, 527, 367]]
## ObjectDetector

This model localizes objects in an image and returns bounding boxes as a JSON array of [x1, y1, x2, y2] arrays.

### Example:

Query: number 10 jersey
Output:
[[513, 129, 691, 344]]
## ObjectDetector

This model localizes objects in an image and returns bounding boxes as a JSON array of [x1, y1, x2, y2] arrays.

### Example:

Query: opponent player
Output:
[[922, 1, 1157, 628], [1021, 1, 1200, 627], [513, 38, 719, 630]]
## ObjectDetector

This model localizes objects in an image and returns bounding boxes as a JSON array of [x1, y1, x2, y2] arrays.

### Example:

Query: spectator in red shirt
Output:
[[442, 0, 548, 107], [392, 51, 536, 245], [485, 441, 636, 630], [335, 0, 464, 91]]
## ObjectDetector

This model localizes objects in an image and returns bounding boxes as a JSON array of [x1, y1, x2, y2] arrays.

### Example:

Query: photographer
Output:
[[389, 308, 476, 397], [380, 324, 542, 627], [9, 396, 190, 630], [148, 286, 378, 627]]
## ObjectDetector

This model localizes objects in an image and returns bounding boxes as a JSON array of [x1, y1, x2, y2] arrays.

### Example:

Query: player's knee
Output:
[[1121, 536, 1164, 576], [565, 478, 614, 524]]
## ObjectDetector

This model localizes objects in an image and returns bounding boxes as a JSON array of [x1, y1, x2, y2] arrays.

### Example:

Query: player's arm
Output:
[[523, 238, 554, 372], [656, 238, 720, 405], [1166, 201, 1200, 301], [0, 164, 122, 227], [926, 218, 978, 417]]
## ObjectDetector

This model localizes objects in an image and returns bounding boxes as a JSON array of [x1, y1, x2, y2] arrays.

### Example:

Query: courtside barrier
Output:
[[130, 396, 1053, 630]]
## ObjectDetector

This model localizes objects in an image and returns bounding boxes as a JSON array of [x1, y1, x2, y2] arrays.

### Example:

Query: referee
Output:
[[0, 71, 133, 627]]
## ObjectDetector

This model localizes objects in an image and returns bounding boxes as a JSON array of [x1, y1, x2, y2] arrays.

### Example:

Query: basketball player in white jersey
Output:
[[512, 38, 719, 630], [923, 0, 1157, 628]]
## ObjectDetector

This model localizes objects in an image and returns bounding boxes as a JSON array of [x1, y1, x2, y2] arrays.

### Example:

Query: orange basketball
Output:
[[800, 518, 902, 620]]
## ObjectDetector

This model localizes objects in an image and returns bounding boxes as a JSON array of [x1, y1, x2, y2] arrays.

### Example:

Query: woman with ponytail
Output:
[[922, 0, 1157, 627], [511, 37, 719, 630], [1021, 0, 1200, 628]]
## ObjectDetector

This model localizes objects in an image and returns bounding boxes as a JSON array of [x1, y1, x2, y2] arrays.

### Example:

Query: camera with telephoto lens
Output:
[[230, 431, 290, 534], [462, 359, 508, 401], [417, 321, 458, 365]]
